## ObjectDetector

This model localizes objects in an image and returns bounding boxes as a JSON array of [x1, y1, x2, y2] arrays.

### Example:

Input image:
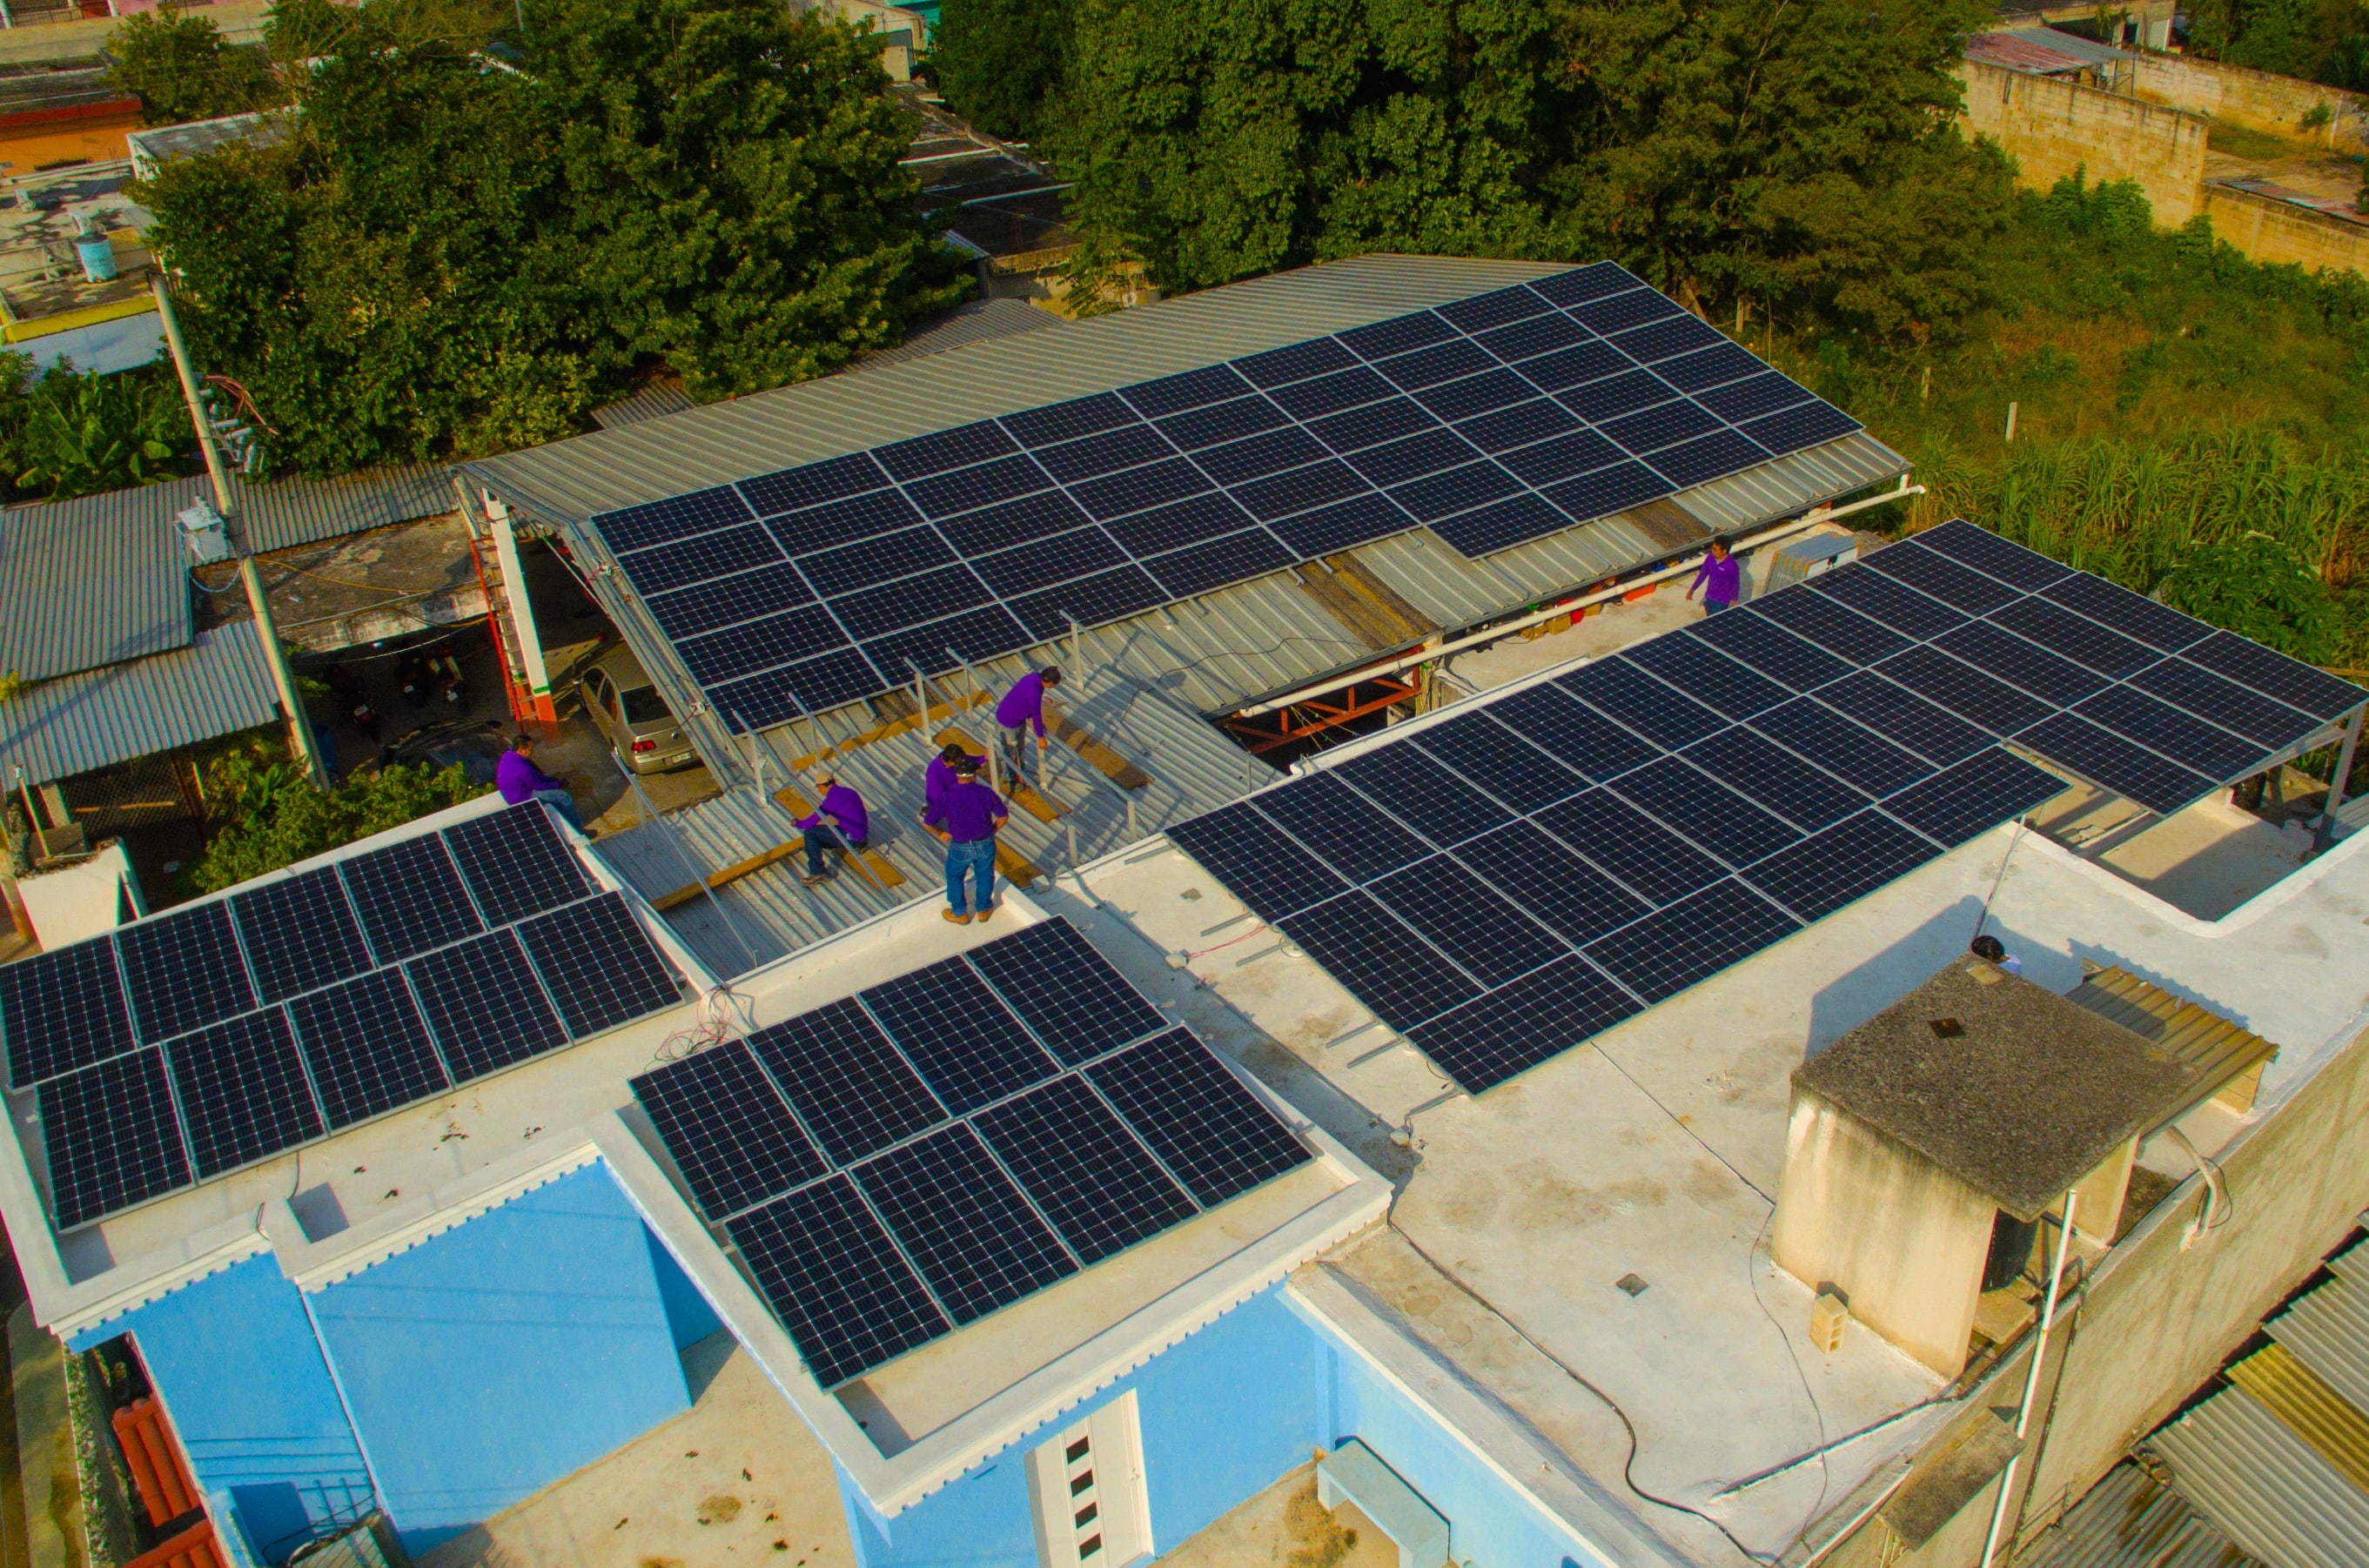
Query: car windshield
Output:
[[621, 684, 672, 725]]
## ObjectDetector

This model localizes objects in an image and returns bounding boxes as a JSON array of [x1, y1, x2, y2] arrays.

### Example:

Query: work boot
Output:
[[943, 909, 971, 925]]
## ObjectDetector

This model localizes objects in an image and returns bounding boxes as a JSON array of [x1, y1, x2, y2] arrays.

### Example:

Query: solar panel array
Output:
[[584, 263, 1865, 727], [0, 803, 689, 1229], [1167, 521, 2366, 1094], [629, 915, 1312, 1386]]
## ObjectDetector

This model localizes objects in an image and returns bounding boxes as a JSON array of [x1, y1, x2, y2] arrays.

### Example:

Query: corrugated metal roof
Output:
[[591, 664, 1264, 975], [0, 477, 201, 683], [0, 623, 279, 787], [1967, 25, 2132, 75], [2017, 1461, 2259, 1568], [2226, 1344, 2369, 1495], [237, 463, 453, 554], [2267, 1269, 2369, 1416], [2149, 1388, 2369, 1568], [2067, 966, 2279, 1126], [845, 298, 1066, 371], [592, 382, 697, 431]]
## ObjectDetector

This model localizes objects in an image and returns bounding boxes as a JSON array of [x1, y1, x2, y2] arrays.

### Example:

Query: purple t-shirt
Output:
[[1694, 552, 1742, 605], [926, 779, 1008, 842], [796, 783, 869, 846], [924, 754, 985, 816], [495, 750, 563, 805], [995, 673, 1050, 737]]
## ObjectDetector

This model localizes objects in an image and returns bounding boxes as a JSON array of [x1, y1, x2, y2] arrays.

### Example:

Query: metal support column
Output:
[[482, 490, 558, 728], [2316, 701, 2366, 852]]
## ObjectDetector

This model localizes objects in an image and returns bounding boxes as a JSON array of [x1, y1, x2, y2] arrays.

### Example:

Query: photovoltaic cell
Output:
[[1743, 810, 1945, 922], [827, 563, 990, 640], [2126, 658, 2321, 749], [444, 802, 590, 928], [1608, 755, 1802, 866], [1233, 460, 1371, 522], [1, 939, 133, 1088], [2038, 574, 2213, 654], [1446, 820, 1648, 945], [1030, 424, 1179, 484], [1532, 261, 1636, 305], [1739, 401, 1862, 455], [1696, 372, 1814, 422], [1862, 541, 2023, 614], [1495, 429, 1624, 486], [964, 917, 1165, 1067], [2017, 713, 2216, 814], [1106, 493, 1257, 557], [1269, 366, 1397, 419], [406, 929, 568, 1082], [935, 490, 1092, 555], [1277, 891, 1480, 1029], [1519, 339, 1636, 392], [1929, 620, 2111, 707], [1194, 427, 1330, 486], [1339, 312, 1456, 361], [1432, 493, 1579, 557], [907, 454, 1054, 520], [1557, 371, 1679, 422], [41, 1048, 189, 1229], [974, 527, 1128, 597], [1083, 1029, 1312, 1208], [728, 1178, 950, 1386], [1608, 314, 1729, 365], [711, 648, 885, 727], [341, 834, 483, 962], [1407, 956, 1643, 1093], [115, 902, 254, 1046], [1269, 493, 1414, 557], [1455, 398, 1581, 452], [1623, 633, 1792, 720], [975, 1076, 1197, 1264], [1437, 283, 1550, 332], [863, 958, 1056, 1115], [1008, 566, 1169, 640], [740, 454, 886, 519], [1414, 369, 1534, 421], [1533, 789, 1728, 905], [1815, 670, 1993, 766], [1255, 774, 1431, 882], [1914, 519, 2073, 591], [1002, 393, 1136, 448], [1561, 658, 1728, 749], [1652, 430, 1775, 489], [1583, 879, 1799, 1004], [1750, 586, 1910, 665], [1475, 312, 1588, 363], [1687, 606, 1853, 692], [1236, 337, 1358, 387], [620, 525, 782, 594], [748, 1000, 947, 1166], [854, 1125, 1077, 1323], [680, 603, 856, 682], [1124, 363, 1253, 417], [1748, 699, 1935, 798], [862, 606, 1035, 686], [1809, 562, 1967, 640], [1874, 646, 2053, 737], [1540, 461, 1672, 524], [1167, 803, 1349, 923], [517, 894, 681, 1039], [1599, 399, 1722, 455], [1682, 727, 1869, 834], [1408, 710, 1588, 814], [1348, 428, 1481, 487], [595, 486, 756, 553], [230, 867, 374, 1005], [1144, 529, 1295, 598], [1658, 342, 1767, 393], [629, 1042, 825, 1220], [765, 490, 922, 558], [285, 969, 451, 1130], [1371, 857, 1566, 987], [876, 420, 1017, 480], [1157, 395, 1289, 451], [1482, 683, 1660, 780], [648, 564, 815, 640], [167, 1010, 324, 1178], [1881, 748, 2066, 846], [2072, 686, 2265, 781], [1310, 398, 1439, 453], [2181, 629, 2366, 720], [1573, 289, 1682, 333], [1986, 594, 2159, 679]]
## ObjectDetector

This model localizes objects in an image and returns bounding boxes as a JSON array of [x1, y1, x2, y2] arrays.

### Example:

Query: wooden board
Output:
[[774, 690, 991, 773], [651, 839, 804, 911], [1047, 708, 1151, 790], [770, 787, 909, 888]]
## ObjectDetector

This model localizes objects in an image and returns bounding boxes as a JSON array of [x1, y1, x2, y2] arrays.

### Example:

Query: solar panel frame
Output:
[[861, 958, 1058, 1116], [516, 893, 683, 1040], [852, 1124, 1078, 1323], [339, 834, 484, 962], [1, 938, 135, 1088], [728, 1177, 951, 1387], [747, 999, 950, 1166], [1532, 788, 1728, 906], [1582, 878, 1800, 1005], [1880, 747, 2067, 846], [443, 803, 591, 928], [115, 901, 255, 1047], [166, 1009, 325, 1179], [1083, 1029, 1312, 1208], [1445, 819, 1650, 947], [1742, 809, 1947, 922], [1166, 802, 1351, 923], [1406, 955, 1644, 1094], [40, 1046, 191, 1229], [973, 1076, 1198, 1265], [629, 1042, 826, 1221], [230, 867, 375, 1006], [963, 918, 1166, 1067], [1276, 891, 1481, 1030], [405, 928, 569, 1082], [285, 968, 452, 1130]]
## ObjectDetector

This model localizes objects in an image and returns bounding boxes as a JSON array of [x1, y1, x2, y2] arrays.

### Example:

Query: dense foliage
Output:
[[0, 357, 193, 502], [191, 741, 486, 893], [933, 0, 1071, 141], [2184, 0, 2369, 88], [139, 0, 968, 474], [104, 0, 279, 126]]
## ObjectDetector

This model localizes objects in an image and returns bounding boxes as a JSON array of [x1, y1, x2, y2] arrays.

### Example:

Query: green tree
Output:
[[934, 0, 1074, 142], [104, 1, 278, 127], [191, 741, 487, 893], [2158, 531, 2343, 661], [13, 365, 188, 499]]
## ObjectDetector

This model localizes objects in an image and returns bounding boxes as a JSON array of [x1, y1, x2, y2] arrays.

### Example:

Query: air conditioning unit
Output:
[[176, 500, 233, 566]]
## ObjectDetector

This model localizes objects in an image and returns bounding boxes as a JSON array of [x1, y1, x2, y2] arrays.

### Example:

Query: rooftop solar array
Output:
[[628, 915, 1312, 1387], [581, 263, 1865, 727], [0, 803, 689, 1229], [1166, 521, 2366, 1094]]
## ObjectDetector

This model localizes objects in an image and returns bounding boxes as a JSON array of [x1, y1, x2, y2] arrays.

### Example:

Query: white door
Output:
[[1027, 1390, 1152, 1568]]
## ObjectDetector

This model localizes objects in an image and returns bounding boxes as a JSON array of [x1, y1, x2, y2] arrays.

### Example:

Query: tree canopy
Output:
[[138, 0, 968, 475], [104, 0, 278, 126], [932, 0, 1073, 142]]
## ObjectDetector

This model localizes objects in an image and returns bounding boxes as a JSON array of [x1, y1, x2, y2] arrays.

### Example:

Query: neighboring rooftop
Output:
[[1966, 24, 2135, 81], [123, 111, 285, 181], [1795, 958, 2198, 1219]]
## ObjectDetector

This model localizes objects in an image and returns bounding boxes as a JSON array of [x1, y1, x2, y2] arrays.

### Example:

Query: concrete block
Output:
[[1809, 1291, 1850, 1354]]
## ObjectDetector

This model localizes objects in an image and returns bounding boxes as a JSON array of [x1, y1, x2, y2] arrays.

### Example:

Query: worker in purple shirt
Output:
[[922, 739, 986, 825], [495, 734, 582, 831], [1686, 539, 1742, 614], [796, 774, 870, 886], [923, 755, 1008, 925], [994, 666, 1064, 779]]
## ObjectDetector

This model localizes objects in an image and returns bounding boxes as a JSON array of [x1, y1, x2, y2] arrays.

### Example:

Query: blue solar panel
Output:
[[1743, 810, 1946, 922], [619, 524, 782, 594], [1035, 423, 1178, 482], [2018, 713, 2215, 814], [1195, 426, 1331, 486], [728, 1177, 950, 1386], [973, 526, 1129, 597], [1456, 398, 1581, 452], [740, 456, 885, 519], [1269, 492, 1415, 557], [1607, 755, 1802, 865], [1372, 855, 1568, 988], [936, 490, 1093, 556], [1003, 393, 1136, 447], [1882, 748, 2065, 845], [1143, 528, 1296, 598], [1582, 879, 1798, 1005], [1431, 493, 1579, 558], [1270, 365, 1397, 419], [1683, 727, 1868, 834], [765, 489, 923, 557], [1167, 802, 1349, 923], [1277, 891, 1480, 1029], [1562, 658, 1727, 749], [1862, 540, 2022, 615], [595, 486, 757, 552], [1475, 312, 1589, 363], [1407, 955, 1643, 1093], [1158, 394, 1290, 451], [1624, 633, 1792, 720], [1, 938, 134, 1088]]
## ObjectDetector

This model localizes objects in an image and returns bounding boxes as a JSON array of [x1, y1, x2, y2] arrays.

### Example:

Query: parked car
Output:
[[578, 645, 695, 774]]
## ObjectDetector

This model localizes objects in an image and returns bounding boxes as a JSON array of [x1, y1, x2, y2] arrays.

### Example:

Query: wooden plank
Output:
[[651, 839, 805, 911], [771, 787, 909, 888], [994, 841, 1043, 888], [936, 726, 1065, 821], [1049, 709, 1151, 790], [777, 690, 991, 773]]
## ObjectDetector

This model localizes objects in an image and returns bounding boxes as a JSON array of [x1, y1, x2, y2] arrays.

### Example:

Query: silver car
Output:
[[578, 645, 695, 774]]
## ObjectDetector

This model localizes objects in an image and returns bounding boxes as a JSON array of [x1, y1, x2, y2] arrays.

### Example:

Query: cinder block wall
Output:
[[1956, 58, 2210, 225], [2134, 52, 2369, 155], [2203, 183, 2369, 272]]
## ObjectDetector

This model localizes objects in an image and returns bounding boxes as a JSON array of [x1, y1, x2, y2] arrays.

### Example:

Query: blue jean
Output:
[[944, 837, 996, 915], [533, 787, 583, 832], [1702, 597, 1735, 615], [805, 825, 862, 876]]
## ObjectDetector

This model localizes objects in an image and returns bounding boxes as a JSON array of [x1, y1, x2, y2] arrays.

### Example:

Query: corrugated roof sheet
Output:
[[0, 623, 279, 787], [2227, 1343, 2369, 1495], [846, 298, 1066, 371], [2149, 1387, 2369, 1568], [2067, 966, 2279, 1127], [0, 477, 200, 684], [2267, 1264, 2369, 1416], [1967, 25, 2132, 75], [237, 463, 453, 554], [2017, 1461, 2259, 1568], [591, 382, 697, 431]]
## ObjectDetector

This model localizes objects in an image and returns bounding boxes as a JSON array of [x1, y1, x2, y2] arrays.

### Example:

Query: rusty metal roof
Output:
[[2227, 1342, 2369, 1495], [2066, 965, 2279, 1127], [2017, 1461, 2258, 1568]]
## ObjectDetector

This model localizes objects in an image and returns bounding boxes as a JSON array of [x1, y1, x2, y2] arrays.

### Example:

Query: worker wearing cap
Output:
[[796, 774, 871, 887], [995, 666, 1064, 780], [1687, 539, 1742, 615], [924, 756, 1008, 924], [922, 738, 986, 825], [497, 734, 582, 831]]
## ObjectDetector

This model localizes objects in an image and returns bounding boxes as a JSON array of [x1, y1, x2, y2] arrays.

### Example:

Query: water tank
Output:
[[72, 219, 116, 284]]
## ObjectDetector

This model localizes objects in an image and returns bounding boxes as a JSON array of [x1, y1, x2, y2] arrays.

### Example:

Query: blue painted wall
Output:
[[69, 1255, 373, 1563], [305, 1163, 696, 1555]]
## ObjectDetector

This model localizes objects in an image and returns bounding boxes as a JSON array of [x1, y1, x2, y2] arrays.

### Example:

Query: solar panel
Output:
[[1861, 540, 2022, 614], [2072, 686, 2265, 781], [1532, 261, 1635, 305], [1742, 810, 1946, 922], [1277, 892, 1481, 1029], [648, 564, 815, 639], [764, 490, 922, 558], [115, 902, 253, 1044], [1582, 879, 1800, 1004], [679, 603, 849, 683], [517, 894, 682, 1038], [167, 1010, 325, 1179], [2017, 714, 2216, 815], [285, 969, 451, 1129], [1237, 336, 1359, 386], [1272, 366, 1398, 419], [1437, 282, 1551, 332], [1158, 394, 1289, 451], [2181, 629, 2365, 720], [1446, 820, 1649, 945], [41, 1048, 190, 1229], [443, 803, 590, 927], [853, 1125, 1077, 1323], [1481, 682, 1661, 780], [1748, 699, 1935, 798], [1930, 620, 2110, 707], [1370, 857, 1567, 987], [1255, 774, 1432, 882], [621, 525, 783, 595], [1474, 311, 1589, 362], [747, 1000, 948, 1165], [1914, 519, 2073, 591], [1312, 397, 1440, 455], [1986, 595, 2161, 680], [1750, 584, 1910, 664], [1739, 401, 1862, 455], [937, 489, 1094, 556], [1881, 748, 2066, 846], [1378, 340, 1496, 391], [2042, 574, 2212, 653], [1009, 566, 1168, 640], [1815, 670, 1994, 766], [1561, 658, 1727, 749], [1686, 606, 1854, 692], [1520, 339, 1636, 392], [1533, 788, 1728, 905], [1083, 1029, 1312, 1207], [1408, 710, 1588, 813], [1003, 392, 1136, 447], [1166, 802, 1350, 923], [1653, 430, 1778, 489], [1809, 561, 1967, 640], [964, 918, 1166, 1066], [1493, 428, 1621, 484], [1, 935, 134, 1088], [1195, 427, 1330, 486], [974, 1075, 1198, 1264], [340, 834, 483, 962], [728, 1177, 950, 1386], [1624, 632, 1792, 720], [231, 867, 374, 1005], [1875, 646, 2054, 737], [1124, 362, 1253, 416], [1607, 755, 1802, 865], [1682, 727, 1869, 834], [974, 526, 1129, 597], [406, 929, 569, 1082], [1406, 956, 1643, 1094], [1106, 492, 1258, 556], [1269, 492, 1415, 557], [2127, 657, 2322, 749], [629, 1042, 825, 1220], [1414, 369, 1534, 421], [1348, 427, 1481, 486], [595, 486, 756, 552], [862, 958, 1057, 1115], [1143, 529, 1296, 598], [1696, 372, 1813, 421], [1332, 744, 1513, 848], [1432, 494, 1579, 557]]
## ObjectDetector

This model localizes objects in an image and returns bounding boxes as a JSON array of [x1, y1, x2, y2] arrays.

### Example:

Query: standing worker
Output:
[[922, 738, 985, 825], [924, 756, 1008, 925], [995, 666, 1064, 780], [795, 774, 870, 887], [1686, 539, 1742, 616], [497, 734, 583, 831]]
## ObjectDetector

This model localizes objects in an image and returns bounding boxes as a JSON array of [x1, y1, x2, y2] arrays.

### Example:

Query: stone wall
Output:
[[2134, 51, 2369, 154], [1956, 58, 2210, 226], [2202, 182, 2369, 274]]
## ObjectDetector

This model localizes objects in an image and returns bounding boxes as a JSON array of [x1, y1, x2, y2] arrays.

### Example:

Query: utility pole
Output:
[[151, 273, 329, 790]]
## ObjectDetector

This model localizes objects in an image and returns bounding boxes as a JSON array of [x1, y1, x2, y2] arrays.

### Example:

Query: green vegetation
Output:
[[10, 364, 190, 499], [932, 0, 1070, 142], [103, 0, 279, 126], [191, 740, 487, 894], [138, 0, 969, 475], [2184, 0, 2369, 89]]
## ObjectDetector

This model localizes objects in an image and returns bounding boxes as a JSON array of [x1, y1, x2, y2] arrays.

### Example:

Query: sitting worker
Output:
[[995, 666, 1064, 779], [923, 755, 1008, 925], [796, 774, 871, 887], [495, 734, 582, 831], [922, 738, 987, 825]]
